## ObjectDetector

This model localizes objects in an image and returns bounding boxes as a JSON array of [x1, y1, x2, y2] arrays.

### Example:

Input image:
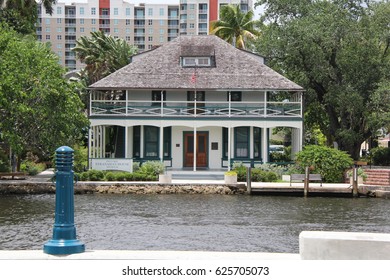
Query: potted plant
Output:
[[224, 171, 237, 184]]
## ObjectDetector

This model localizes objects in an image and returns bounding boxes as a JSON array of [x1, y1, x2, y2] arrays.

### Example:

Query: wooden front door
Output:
[[184, 132, 208, 168]]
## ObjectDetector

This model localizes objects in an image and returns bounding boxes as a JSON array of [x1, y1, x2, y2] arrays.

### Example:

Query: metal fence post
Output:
[[43, 146, 85, 255]]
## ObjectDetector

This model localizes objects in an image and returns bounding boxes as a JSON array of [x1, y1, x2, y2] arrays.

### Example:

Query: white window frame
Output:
[[182, 57, 211, 67]]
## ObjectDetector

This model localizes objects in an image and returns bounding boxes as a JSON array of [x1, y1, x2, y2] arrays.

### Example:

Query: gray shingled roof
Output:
[[89, 35, 303, 91]]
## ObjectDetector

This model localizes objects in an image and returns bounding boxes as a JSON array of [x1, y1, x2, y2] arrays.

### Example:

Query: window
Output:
[[189, 23, 194, 29], [163, 127, 171, 158], [80, 7, 84, 15], [189, 4, 195, 10], [235, 127, 249, 158], [126, 8, 131, 16], [114, 28, 119, 33], [144, 126, 159, 158], [253, 127, 261, 159], [159, 8, 164, 16], [57, 7, 62, 14], [126, 19, 131, 25], [222, 128, 228, 158], [148, 8, 153, 16], [159, 29, 164, 34], [114, 8, 118, 15], [126, 28, 131, 34], [133, 126, 141, 158], [45, 18, 50, 25], [57, 35, 62, 40], [80, 27, 84, 32], [228, 91, 242, 102], [45, 27, 50, 32], [57, 27, 62, 32], [114, 19, 119, 25], [46, 35, 50, 39], [182, 57, 211, 67], [125, 36, 131, 41], [160, 20, 164, 26], [152, 90, 166, 106], [91, 19, 96, 24], [80, 19, 84, 24], [57, 18, 62, 24], [148, 19, 153, 25], [148, 36, 153, 42], [91, 7, 96, 15], [57, 44, 62, 49]]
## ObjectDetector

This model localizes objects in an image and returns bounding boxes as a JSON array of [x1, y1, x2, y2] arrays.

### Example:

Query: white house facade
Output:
[[88, 35, 304, 171]]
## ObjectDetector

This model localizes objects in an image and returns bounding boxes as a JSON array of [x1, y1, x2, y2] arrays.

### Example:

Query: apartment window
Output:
[[189, 23, 194, 29], [57, 18, 62, 24], [144, 126, 159, 158], [91, 27, 96, 32], [133, 126, 141, 158], [46, 35, 50, 39], [114, 28, 119, 33], [148, 19, 153, 25], [57, 44, 62, 49], [57, 51, 62, 57], [114, 19, 119, 25], [149, 28, 153, 34], [80, 27, 84, 32], [57, 35, 62, 40], [45, 18, 50, 25], [57, 27, 62, 32], [45, 27, 50, 32], [80, 7, 84, 15], [189, 4, 195, 10], [80, 19, 84, 24], [57, 7, 62, 14], [126, 19, 131, 25], [160, 36, 164, 43], [114, 8, 118, 15], [91, 7, 96, 15], [126, 8, 131, 16], [163, 127, 171, 158], [148, 45, 153, 50], [91, 19, 96, 24], [125, 36, 131, 41], [159, 29, 164, 34], [222, 128, 228, 158], [159, 8, 164, 16], [235, 127, 249, 158], [148, 8, 153, 16], [126, 28, 131, 34], [160, 20, 164, 26], [148, 36, 153, 42]]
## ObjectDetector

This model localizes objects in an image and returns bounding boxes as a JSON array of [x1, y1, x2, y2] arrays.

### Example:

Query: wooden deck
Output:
[[249, 182, 353, 197]]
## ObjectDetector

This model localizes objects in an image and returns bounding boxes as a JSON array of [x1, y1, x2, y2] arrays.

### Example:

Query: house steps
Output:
[[363, 169, 390, 186], [168, 170, 225, 181]]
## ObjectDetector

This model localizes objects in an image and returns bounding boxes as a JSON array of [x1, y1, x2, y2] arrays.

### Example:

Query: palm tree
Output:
[[211, 4, 259, 50], [72, 31, 138, 85]]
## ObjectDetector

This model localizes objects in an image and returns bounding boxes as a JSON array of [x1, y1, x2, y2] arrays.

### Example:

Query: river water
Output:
[[1, 194, 390, 253]]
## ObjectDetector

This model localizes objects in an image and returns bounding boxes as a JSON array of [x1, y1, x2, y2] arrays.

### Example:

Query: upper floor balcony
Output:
[[90, 92, 302, 120]]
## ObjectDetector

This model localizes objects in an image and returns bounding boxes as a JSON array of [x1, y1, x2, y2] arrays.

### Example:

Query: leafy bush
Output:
[[370, 147, 390, 166], [73, 145, 88, 173], [232, 162, 278, 182], [139, 161, 165, 176], [0, 149, 10, 172], [295, 145, 353, 182], [78, 169, 105, 181], [20, 161, 46, 176]]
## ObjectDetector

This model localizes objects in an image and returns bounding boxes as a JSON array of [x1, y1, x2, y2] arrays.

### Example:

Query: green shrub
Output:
[[20, 161, 46, 176], [139, 161, 165, 176], [73, 145, 88, 173], [295, 145, 353, 183], [370, 147, 390, 166]]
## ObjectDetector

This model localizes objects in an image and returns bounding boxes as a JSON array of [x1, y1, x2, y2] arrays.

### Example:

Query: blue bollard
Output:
[[43, 146, 85, 255]]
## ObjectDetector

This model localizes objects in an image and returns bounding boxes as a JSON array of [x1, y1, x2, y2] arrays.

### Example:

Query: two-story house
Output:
[[88, 35, 304, 172]]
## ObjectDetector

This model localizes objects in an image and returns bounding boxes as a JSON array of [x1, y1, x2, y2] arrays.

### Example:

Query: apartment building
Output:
[[36, 0, 253, 70]]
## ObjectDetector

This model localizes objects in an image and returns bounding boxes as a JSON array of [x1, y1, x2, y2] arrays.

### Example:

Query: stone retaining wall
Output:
[[0, 182, 247, 195]]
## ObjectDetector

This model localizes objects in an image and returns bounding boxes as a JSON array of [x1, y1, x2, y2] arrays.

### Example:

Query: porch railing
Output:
[[90, 100, 302, 118]]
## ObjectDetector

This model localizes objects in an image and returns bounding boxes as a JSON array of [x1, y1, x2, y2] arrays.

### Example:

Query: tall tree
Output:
[[255, 0, 390, 159], [211, 4, 260, 49], [0, 0, 56, 34], [0, 23, 88, 169], [73, 31, 138, 85]]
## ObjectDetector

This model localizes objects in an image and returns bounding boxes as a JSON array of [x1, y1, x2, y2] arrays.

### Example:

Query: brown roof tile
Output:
[[89, 35, 303, 91]]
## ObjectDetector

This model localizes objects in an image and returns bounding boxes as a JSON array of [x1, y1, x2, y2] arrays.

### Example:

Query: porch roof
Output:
[[89, 35, 304, 92]]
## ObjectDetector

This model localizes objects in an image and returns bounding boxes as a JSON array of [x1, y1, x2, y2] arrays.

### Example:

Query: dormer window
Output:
[[182, 57, 211, 67]]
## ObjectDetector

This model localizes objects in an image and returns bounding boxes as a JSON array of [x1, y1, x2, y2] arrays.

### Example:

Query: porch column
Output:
[[291, 127, 302, 159], [140, 125, 144, 158], [261, 128, 269, 163], [228, 125, 232, 171], [88, 127, 93, 160], [193, 125, 197, 171], [125, 126, 128, 158], [159, 124, 164, 162]]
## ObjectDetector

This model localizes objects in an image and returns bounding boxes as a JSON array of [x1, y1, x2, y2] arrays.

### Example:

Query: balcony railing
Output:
[[90, 100, 302, 118]]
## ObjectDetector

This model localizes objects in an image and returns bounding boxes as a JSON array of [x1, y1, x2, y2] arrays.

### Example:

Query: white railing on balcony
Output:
[[90, 100, 302, 118]]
